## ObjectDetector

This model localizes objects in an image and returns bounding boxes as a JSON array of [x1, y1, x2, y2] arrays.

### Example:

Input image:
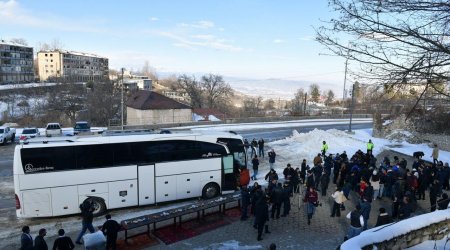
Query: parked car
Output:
[[45, 123, 62, 137], [74, 121, 91, 135], [19, 127, 40, 142], [0, 126, 16, 145]]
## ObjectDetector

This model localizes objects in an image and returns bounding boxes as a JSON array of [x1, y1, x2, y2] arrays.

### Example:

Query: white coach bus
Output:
[[14, 131, 247, 218]]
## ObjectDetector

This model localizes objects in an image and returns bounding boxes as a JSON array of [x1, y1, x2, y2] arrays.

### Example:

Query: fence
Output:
[[109, 114, 373, 131]]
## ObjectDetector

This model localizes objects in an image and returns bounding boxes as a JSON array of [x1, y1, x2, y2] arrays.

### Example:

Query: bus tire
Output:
[[86, 197, 106, 217], [202, 183, 220, 199]]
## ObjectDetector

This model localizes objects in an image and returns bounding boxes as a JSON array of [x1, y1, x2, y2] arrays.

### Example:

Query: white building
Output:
[[37, 50, 108, 82]]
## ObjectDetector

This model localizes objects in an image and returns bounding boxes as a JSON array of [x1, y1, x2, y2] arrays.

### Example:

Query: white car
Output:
[[20, 128, 40, 141], [45, 123, 62, 137]]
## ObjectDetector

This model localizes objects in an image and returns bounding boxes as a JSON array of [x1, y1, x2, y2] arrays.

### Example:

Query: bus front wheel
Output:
[[202, 183, 220, 199], [86, 197, 106, 217]]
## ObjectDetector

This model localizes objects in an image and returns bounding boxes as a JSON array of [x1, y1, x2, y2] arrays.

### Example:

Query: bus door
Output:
[[222, 155, 236, 191], [138, 164, 156, 205]]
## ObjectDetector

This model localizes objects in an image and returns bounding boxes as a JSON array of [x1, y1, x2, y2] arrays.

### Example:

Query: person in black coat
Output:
[[437, 193, 450, 210], [300, 159, 307, 184], [52, 229, 75, 250], [250, 182, 262, 216], [320, 171, 330, 196], [292, 168, 300, 194], [306, 170, 315, 189], [375, 207, 392, 227], [240, 186, 251, 220], [430, 179, 440, 212], [283, 164, 295, 181], [34, 228, 48, 250], [270, 183, 283, 219], [102, 214, 121, 250], [281, 183, 291, 216], [75, 200, 95, 244], [398, 197, 413, 220], [20, 226, 33, 250], [254, 196, 270, 241]]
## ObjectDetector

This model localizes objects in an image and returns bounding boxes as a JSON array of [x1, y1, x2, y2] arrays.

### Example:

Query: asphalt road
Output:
[[0, 122, 372, 211], [240, 122, 372, 141]]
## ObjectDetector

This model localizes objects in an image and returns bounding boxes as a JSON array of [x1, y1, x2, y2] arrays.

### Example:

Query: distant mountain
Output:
[[225, 76, 342, 100], [155, 71, 343, 100]]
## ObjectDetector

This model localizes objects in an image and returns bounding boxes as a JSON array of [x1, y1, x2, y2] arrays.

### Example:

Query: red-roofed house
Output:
[[126, 90, 192, 125]]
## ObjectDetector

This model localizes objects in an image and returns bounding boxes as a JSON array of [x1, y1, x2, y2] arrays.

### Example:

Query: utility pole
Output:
[[348, 84, 355, 133], [303, 93, 307, 115], [343, 56, 349, 106], [121, 68, 124, 130]]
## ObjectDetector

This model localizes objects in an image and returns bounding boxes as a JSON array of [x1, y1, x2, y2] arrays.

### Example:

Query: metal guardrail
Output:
[[120, 192, 241, 242]]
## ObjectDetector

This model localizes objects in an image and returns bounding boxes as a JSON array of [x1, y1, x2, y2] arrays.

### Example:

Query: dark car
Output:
[[74, 121, 91, 135]]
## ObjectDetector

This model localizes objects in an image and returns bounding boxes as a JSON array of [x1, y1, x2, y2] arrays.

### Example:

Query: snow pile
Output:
[[192, 113, 204, 122], [208, 115, 221, 121], [248, 128, 390, 186], [193, 240, 262, 250], [268, 128, 388, 165], [341, 210, 450, 250], [385, 129, 415, 142]]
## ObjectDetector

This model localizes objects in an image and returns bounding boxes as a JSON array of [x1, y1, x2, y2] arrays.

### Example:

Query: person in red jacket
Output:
[[303, 186, 319, 225], [239, 167, 250, 187]]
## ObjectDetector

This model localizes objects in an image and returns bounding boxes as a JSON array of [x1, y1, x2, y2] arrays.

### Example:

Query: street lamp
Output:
[[348, 83, 355, 133], [121, 68, 125, 130], [318, 51, 350, 107]]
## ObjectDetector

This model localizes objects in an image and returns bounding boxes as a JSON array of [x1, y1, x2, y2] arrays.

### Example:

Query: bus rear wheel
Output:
[[86, 197, 106, 217], [202, 183, 220, 199]]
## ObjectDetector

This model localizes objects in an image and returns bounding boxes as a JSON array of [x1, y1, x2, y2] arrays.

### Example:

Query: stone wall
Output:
[[361, 219, 450, 250], [373, 114, 450, 152]]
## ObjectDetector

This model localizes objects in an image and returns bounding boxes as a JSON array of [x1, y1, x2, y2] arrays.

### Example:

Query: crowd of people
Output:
[[20, 137, 449, 248], [239, 139, 450, 242], [20, 200, 120, 250]]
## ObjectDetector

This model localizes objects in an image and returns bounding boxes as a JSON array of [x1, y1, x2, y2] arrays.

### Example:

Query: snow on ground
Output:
[[193, 240, 263, 250], [341, 210, 450, 250], [2, 123, 449, 247], [169, 118, 373, 132]]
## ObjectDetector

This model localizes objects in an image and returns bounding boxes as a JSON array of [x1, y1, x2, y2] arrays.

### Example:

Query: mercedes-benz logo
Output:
[[24, 164, 33, 172]]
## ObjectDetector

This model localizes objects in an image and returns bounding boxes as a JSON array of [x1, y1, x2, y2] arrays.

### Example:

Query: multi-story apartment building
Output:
[[37, 50, 108, 82], [0, 40, 34, 84]]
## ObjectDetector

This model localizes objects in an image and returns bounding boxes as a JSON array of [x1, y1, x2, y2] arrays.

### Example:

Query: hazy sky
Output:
[[0, 0, 350, 87]]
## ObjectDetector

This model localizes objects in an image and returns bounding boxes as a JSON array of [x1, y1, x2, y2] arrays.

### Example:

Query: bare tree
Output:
[[37, 38, 64, 51], [316, 0, 450, 114], [309, 84, 320, 103], [177, 75, 203, 108], [325, 90, 335, 106], [86, 81, 121, 125], [201, 74, 233, 109], [46, 83, 86, 124], [158, 75, 179, 91], [10, 38, 28, 46], [141, 61, 158, 81], [290, 88, 305, 114], [242, 96, 263, 116], [264, 99, 275, 110]]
